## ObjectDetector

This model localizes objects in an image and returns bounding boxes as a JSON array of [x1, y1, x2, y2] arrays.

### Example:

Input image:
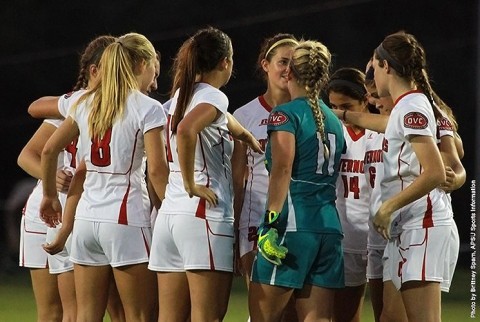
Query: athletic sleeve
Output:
[[196, 87, 229, 115], [59, 90, 85, 118], [267, 104, 297, 135], [399, 96, 436, 139], [43, 118, 62, 128], [143, 100, 166, 134], [437, 115, 454, 138]]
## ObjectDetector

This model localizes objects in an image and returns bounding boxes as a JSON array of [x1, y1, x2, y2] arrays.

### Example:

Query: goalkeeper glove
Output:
[[257, 210, 288, 265]]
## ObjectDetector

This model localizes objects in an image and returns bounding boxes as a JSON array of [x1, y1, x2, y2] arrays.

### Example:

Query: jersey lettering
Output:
[[65, 138, 78, 168], [368, 166, 376, 188], [438, 117, 453, 131], [403, 112, 428, 129], [268, 111, 288, 126], [382, 138, 389, 152], [316, 132, 337, 176], [91, 128, 112, 167], [341, 175, 360, 199], [364, 149, 383, 164], [339, 158, 365, 174]]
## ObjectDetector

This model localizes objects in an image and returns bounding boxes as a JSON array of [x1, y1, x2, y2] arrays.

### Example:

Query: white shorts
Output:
[[70, 219, 152, 267], [344, 252, 367, 287], [19, 216, 48, 268], [238, 225, 259, 258], [367, 248, 385, 280], [46, 225, 74, 274], [149, 214, 234, 272], [441, 220, 459, 292], [383, 226, 451, 291]]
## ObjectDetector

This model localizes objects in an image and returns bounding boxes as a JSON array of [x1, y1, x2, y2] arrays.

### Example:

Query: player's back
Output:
[[73, 90, 165, 226]]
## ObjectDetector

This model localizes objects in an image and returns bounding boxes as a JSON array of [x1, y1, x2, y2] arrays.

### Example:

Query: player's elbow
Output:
[[28, 100, 42, 118], [17, 149, 27, 170]]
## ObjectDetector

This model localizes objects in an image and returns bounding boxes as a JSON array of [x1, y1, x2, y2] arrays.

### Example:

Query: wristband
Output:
[[264, 210, 280, 226]]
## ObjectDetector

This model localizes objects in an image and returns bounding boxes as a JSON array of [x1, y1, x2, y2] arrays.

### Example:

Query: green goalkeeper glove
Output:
[[257, 210, 288, 265]]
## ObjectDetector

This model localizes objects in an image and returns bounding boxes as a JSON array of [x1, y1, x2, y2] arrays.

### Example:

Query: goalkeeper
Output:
[[248, 40, 346, 321]]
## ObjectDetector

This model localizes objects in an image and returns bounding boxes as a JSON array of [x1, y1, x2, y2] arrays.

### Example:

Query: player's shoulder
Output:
[[396, 92, 430, 112], [130, 90, 160, 105], [194, 83, 228, 105], [233, 97, 262, 114]]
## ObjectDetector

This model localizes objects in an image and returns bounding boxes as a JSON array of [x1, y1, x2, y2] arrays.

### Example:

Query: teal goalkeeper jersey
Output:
[[266, 98, 345, 233]]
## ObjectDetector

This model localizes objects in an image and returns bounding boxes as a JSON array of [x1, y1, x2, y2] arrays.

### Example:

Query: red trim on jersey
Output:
[[258, 95, 273, 113], [393, 90, 423, 107], [205, 220, 215, 270], [195, 133, 209, 219], [118, 182, 131, 225], [117, 129, 140, 225], [422, 193, 434, 228], [166, 114, 173, 162], [346, 126, 365, 142]]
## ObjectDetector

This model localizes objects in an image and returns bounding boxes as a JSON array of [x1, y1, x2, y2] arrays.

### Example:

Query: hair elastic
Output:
[[265, 38, 299, 59]]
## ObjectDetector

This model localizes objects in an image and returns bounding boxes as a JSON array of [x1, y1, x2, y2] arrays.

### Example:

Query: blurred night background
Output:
[[0, 0, 477, 271]]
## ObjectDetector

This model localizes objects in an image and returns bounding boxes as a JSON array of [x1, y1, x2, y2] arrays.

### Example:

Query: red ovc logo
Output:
[[403, 112, 428, 129]]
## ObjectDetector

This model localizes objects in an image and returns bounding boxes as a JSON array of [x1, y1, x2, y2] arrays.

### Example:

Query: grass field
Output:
[[0, 267, 475, 321]]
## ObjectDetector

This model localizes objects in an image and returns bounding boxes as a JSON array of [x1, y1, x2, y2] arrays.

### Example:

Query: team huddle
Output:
[[18, 27, 465, 322]]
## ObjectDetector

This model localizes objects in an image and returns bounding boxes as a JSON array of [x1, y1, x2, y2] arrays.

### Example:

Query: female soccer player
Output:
[[19, 35, 122, 322], [249, 39, 346, 322], [232, 33, 298, 283], [40, 32, 167, 322], [326, 67, 373, 322], [372, 31, 451, 322], [148, 27, 260, 322]]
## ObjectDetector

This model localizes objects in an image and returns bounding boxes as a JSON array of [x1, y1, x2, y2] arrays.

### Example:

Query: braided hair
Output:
[[374, 31, 457, 127], [289, 40, 331, 157], [72, 35, 116, 91]]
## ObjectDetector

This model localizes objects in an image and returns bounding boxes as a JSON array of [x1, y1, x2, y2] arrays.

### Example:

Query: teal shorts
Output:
[[251, 231, 344, 289]]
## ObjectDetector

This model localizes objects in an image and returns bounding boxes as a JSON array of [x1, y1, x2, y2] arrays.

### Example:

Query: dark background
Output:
[[0, 0, 477, 265]]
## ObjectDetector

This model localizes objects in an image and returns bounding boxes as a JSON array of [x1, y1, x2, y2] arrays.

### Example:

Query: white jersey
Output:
[[72, 90, 166, 227], [436, 112, 456, 216], [382, 91, 450, 237], [58, 90, 87, 118], [364, 131, 387, 249], [336, 125, 371, 254], [160, 83, 234, 223], [232, 96, 271, 229]]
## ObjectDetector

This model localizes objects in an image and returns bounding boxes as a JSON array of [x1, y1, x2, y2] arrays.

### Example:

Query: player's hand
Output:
[[373, 202, 393, 240], [246, 135, 263, 154], [257, 210, 288, 265], [439, 166, 456, 193], [40, 196, 62, 228], [185, 184, 218, 207], [42, 227, 69, 255], [332, 108, 343, 119], [56, 169, 73, 193]]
